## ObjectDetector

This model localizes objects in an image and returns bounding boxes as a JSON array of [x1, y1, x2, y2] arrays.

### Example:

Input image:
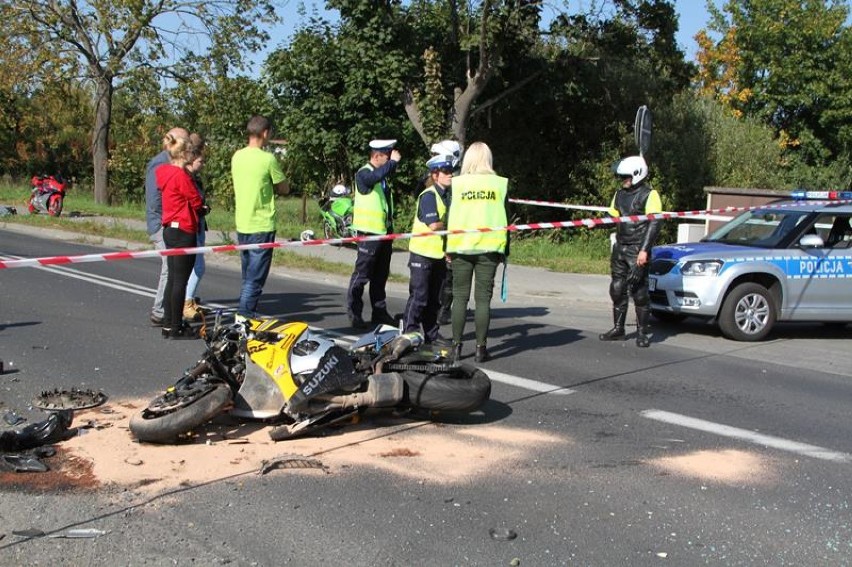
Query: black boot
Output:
[[635, 306, 651, 348], [371, 309, 396, 326], [474, 344, 490, 363], [168, 322, 199, 340], [599, 308, 627, 341]]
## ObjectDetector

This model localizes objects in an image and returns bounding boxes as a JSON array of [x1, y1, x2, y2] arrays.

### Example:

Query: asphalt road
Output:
[[1, 229, 851, 566]]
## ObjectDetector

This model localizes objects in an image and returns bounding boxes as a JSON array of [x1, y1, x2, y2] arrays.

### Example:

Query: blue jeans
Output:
[[237, 231, 276, 317], [185, 229, 206, 301]]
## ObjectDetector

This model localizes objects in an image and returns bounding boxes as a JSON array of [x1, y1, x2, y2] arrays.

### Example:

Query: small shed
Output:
[[702, 186, 790, 235]]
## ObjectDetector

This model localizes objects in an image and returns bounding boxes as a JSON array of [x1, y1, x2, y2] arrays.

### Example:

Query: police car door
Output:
[[787, 213, 852, 318]]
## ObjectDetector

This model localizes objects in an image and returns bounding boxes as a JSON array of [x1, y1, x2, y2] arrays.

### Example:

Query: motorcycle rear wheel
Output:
[[130, 380, 231, 443], [400, 363, 491, 412]]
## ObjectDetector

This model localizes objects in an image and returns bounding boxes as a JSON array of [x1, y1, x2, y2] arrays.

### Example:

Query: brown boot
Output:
[[183, 299, 202, 321]]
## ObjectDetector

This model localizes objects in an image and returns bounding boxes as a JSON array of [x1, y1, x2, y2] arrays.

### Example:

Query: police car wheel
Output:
[[718, 282, 776, 342]]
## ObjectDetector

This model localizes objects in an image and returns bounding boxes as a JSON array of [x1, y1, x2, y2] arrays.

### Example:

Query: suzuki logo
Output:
[[303, 354, 339, 396]]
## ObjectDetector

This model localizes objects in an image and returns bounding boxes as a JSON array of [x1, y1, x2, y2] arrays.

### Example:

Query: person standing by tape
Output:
[[599, 155, 662, 347], [145, 126, 188, 327], [157, 133, 207, 339], [231, 115, 289, 320], [446, 141, 509, 363], [183, 133, 207, 321], [346, 139, 401, 329], [402, 154, 454, 345]]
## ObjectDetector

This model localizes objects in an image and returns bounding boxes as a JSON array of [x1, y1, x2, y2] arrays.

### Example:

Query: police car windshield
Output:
[[705, 209, 810, 248]]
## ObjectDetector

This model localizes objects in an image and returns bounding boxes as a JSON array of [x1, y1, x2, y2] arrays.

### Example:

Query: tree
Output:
[[695, 0, 852, 173], [0, 0, 282, 204], [402, 0, 545, 149]]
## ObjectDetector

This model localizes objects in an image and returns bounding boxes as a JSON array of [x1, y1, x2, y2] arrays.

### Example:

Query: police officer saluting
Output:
[[402, 154, 454, 345], [346, 139, 401, 329], [599, 155, 662, 347]]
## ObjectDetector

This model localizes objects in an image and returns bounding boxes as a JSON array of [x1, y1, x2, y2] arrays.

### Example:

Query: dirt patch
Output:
[[0, 447, 98, 493], [648, 449, 775, 485], [2, 399, 568, 496]]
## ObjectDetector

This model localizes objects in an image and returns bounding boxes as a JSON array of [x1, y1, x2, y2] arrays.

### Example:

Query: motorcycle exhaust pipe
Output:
[[321, 372, 404, 409]]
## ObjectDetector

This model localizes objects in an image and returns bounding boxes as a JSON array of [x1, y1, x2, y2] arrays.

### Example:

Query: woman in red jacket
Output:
[[156, 132, 206, 339]]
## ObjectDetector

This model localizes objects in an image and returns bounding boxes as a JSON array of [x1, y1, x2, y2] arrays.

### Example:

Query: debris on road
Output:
[[32, 388, 107, 411]]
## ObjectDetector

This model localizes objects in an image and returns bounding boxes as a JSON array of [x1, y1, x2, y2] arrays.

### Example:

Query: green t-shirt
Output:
[[231, 146, 285, 233]]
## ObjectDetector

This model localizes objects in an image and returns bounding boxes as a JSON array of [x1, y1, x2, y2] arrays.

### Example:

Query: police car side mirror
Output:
[[799, 234, 824, 248]]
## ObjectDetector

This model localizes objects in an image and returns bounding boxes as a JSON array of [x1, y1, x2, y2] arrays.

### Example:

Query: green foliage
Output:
[[266, 3, 418, 198], [699, 0, 852, 173]]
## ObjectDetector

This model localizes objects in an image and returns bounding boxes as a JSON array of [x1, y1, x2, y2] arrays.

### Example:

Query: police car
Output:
[[649, 191, 852, 341]]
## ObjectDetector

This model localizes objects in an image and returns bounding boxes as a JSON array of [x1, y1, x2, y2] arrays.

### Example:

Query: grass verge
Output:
[[0, 183, 611, 275]]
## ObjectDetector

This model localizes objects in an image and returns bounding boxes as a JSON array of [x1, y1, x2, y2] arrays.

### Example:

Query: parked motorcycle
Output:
[[28, 174, 68, 217], [130, 314, 491, 443], [301, 184, 355, 242]]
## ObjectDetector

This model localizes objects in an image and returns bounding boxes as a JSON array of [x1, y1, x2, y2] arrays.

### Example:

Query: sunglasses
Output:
[[436, 167, 454, 174]]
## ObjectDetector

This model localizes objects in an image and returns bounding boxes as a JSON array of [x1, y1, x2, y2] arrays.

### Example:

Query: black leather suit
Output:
[[609, 182, 661, 312]]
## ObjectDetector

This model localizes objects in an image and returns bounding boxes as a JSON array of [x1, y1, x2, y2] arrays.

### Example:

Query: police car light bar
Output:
[[790, 190, 852, 200]]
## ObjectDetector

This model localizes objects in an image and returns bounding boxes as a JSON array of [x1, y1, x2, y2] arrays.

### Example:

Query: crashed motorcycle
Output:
[[28, 174, 68, 217], [130, 315, 491, 444]]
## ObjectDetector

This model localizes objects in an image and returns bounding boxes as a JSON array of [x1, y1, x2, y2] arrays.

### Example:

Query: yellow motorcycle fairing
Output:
[[231, 319, 309, 419]]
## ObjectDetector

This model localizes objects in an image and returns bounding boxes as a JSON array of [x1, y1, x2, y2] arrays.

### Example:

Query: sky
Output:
[[673, 0, 715, 60]]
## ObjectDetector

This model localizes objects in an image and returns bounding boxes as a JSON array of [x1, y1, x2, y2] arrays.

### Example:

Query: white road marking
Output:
[[5, 254, 566, 394], [642, 409, 851, 463], [485, 369, 574, 395]]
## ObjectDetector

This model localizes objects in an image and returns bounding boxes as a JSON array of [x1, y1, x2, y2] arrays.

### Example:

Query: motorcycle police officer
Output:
[[402, 154, 454, 345], [346, 139, 401, 329], [599, 155, 661, 347]]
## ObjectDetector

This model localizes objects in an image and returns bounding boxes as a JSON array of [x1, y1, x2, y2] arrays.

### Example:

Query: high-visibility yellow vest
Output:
[[351, 164, 390, 235], [408, 185, 447, 259], [446, 174, 508, 254]]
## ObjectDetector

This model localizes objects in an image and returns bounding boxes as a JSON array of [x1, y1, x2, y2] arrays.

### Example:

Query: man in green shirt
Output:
[[231, 115, 289, 318]]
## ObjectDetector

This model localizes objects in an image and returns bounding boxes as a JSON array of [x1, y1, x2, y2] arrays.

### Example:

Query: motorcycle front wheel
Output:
[[47, 195, 63, 216], [129, 380, 231, 443], [401, 363, 491, 413]]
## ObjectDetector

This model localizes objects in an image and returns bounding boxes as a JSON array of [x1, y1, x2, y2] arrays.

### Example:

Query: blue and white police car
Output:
[[649, 192, 852, 341]]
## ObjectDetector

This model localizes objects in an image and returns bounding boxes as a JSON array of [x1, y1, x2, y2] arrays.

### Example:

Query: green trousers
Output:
[[450, 252, 501, 346]]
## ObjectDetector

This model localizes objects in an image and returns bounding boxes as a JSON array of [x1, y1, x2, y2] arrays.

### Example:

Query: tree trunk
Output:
[[92, 77, 114, 205]]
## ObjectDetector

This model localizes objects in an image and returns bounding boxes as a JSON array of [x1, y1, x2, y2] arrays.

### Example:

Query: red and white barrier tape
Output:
[[508, 197, 732, 221], [509, 198, 609, 212], [1, 199, 849, 270]]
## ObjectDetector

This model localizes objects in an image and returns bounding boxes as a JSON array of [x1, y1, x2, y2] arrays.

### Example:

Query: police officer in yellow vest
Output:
[[346, 139, 401, 329], [402, 154, 454, 345], [446, 142, 509, 363]]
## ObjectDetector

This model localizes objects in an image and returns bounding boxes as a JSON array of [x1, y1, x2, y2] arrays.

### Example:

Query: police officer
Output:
[[402, 154, 454, 345], [599, 155, 662, 347], [346, 139, 401, 329], [430, 140, 462, 326], [446, 141, 509, 363]]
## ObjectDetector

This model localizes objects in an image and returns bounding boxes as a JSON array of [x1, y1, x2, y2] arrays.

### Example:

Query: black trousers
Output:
[[608, 242, 649, 310], [403, 253, 447, 341], [346, 238, 392, 317], [163, 227, 197, 329]]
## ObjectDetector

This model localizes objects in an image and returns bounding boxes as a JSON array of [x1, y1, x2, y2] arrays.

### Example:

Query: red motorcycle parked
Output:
[[28, 174, 67, 217]]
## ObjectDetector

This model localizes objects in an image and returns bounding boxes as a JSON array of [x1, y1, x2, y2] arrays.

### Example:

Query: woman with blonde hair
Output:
[[156, 132, 207, 339], [445, 142, 509, 362]]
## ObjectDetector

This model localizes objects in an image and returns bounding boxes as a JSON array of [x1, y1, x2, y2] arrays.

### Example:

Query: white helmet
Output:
[[430, 140, 461, 168], [615, 155, 648, 185], [330, 184, 350, 197]]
